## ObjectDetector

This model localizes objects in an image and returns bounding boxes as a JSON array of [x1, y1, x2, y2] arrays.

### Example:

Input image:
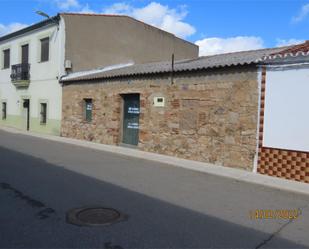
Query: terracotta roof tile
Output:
[[273, 41, 309, 55]]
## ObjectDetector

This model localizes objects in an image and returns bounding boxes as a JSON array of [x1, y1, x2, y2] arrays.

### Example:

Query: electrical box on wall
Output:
[[153, 97, 165, 107], [65, 60, 72, 70]]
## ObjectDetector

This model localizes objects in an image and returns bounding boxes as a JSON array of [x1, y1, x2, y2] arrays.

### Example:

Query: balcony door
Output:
[[21, 44, 29, 64]]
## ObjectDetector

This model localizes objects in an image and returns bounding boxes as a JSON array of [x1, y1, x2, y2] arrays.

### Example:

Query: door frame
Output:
[[21, 97, 30, 131], [119, 93, 140, 147], [18, 41, 30, 63], [21, 44, 29, 64]]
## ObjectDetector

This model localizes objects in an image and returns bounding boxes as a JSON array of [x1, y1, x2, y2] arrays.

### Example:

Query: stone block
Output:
[[224, 136, 236, 145], [228, 112, 239, 124], [181, 99, 199, 108], [180, 111, 198, 131]]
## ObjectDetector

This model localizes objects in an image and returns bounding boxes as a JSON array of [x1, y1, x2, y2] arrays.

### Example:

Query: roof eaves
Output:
[[61, 61, 257, 83], [0, 15, 60, 43], [59, 12, 126, 18], [61, 47, 287, 83]]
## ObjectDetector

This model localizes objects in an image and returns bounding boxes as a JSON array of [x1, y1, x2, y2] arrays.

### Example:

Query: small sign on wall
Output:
[[128, 107, 140, 114], [86, 103, 92, 111], [153, 97, 165, 107], [127, 122, 139, 129]]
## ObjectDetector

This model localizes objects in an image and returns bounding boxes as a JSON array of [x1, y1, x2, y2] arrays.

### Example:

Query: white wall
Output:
[[263, 66, 309, 152], [0, 20, 65, 121]]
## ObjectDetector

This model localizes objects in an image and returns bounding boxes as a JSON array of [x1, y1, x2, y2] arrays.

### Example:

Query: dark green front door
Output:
[[122, 94, 140, 146]]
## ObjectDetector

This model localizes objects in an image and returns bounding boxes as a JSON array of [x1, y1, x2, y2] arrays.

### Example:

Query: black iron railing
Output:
[[11, 63, 30, 82]]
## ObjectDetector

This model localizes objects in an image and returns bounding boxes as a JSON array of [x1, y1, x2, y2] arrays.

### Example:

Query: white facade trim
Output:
[[253, 65, 262, 173]]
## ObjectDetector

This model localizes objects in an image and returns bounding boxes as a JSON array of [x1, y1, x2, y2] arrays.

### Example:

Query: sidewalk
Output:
[[1, 125, 309, 196]]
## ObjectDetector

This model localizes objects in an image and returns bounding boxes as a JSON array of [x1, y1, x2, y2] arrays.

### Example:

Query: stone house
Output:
[[60, 47, 285, 171], [0, 13, 197, 135], [257, 41, 309, 183]]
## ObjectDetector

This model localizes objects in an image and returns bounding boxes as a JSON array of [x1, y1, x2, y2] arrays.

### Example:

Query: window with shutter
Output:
[[40, 37, 49, 62], [3, 49, 10, 69], [21, 44, 29, 64]]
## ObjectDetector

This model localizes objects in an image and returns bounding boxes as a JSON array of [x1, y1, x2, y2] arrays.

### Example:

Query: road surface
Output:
[[0, 130, 308, 248]]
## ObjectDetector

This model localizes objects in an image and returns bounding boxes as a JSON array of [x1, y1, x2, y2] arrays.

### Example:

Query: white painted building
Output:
[[0, 16, 65, 135]]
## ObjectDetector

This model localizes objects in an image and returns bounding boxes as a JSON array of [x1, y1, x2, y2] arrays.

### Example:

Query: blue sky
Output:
[[1, 0, 309, 55]]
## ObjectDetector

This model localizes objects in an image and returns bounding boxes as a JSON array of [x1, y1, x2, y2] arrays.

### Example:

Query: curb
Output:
[[1, 126, 309, 196]]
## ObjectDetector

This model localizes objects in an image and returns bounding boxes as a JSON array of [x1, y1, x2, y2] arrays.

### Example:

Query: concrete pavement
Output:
[[0, 129, 308, 248]]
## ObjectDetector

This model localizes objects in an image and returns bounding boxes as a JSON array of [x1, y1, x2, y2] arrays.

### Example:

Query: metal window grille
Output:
[[40, 103, 47, 124], [84, 99, 92, 122], [2, 102, 6, 120]]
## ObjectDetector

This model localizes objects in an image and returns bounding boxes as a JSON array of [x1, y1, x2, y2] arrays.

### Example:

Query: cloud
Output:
[[104, 3, 131, 14], [78, 4, 96, 14], [0, 22, 29, 36], [54, 0, 80, 10], [53, 0, 94, 13], [195, 36, 264, 56], [292, 3, 309, 23], [276, 38, 304, 47], [102, 2, 196, 39]]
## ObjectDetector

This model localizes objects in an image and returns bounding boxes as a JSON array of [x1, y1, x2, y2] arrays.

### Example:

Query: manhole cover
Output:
[[66, 207, 127, 226]]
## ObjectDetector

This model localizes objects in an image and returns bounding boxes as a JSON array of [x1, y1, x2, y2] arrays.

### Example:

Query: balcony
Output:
[[11, 63, 30, 87]]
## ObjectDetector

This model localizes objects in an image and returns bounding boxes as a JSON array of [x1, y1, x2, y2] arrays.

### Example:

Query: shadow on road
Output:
[[0, 145, 307, 248]]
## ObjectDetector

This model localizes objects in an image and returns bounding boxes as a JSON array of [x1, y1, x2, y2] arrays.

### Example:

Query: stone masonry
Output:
[[62, 65, 259, 170]]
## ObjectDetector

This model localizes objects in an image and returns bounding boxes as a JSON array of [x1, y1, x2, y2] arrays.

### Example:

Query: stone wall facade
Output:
[[62, 65, 259, 170]]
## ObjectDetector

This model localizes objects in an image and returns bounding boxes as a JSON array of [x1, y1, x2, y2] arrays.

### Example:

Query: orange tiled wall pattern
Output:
[[257, 67, 309, 183]]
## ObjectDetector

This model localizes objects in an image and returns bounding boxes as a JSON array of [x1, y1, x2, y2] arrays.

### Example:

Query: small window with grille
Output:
[[40, 103, 47, 125], [84, 99, 92, 122], [2, 102, 7, 120]]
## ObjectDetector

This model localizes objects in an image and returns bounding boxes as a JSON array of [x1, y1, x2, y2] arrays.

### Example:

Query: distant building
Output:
[[0, 13, 198, 135]]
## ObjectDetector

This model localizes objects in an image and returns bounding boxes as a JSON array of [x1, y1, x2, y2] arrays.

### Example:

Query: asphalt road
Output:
[[0, 130, 308, 249]]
